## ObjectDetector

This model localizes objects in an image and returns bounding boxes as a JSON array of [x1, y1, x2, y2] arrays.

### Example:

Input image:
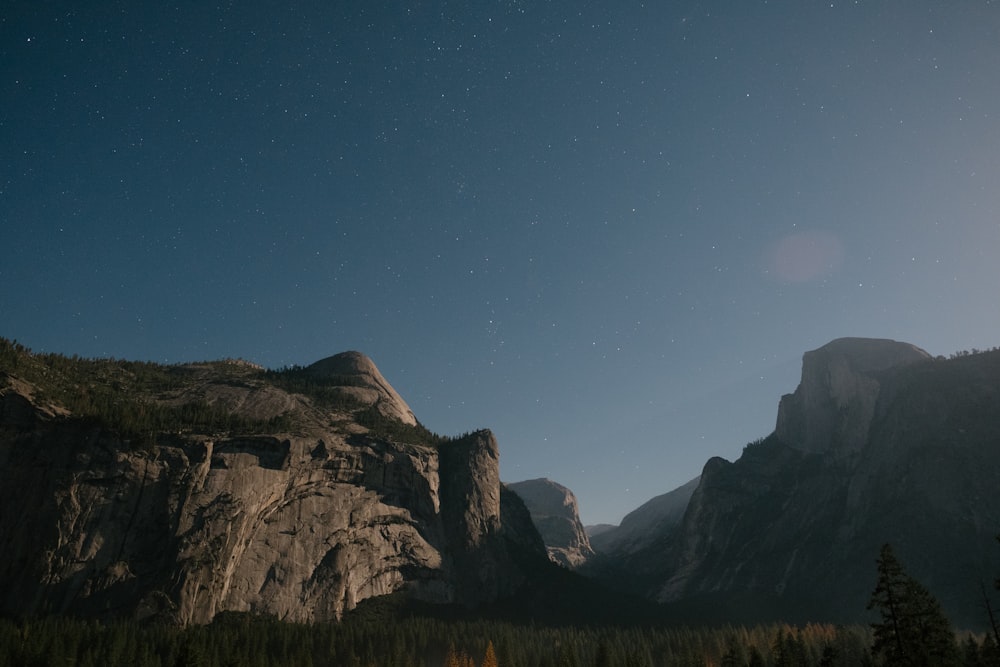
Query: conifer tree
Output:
[[720, 635, 745, 667], [482, 640, 498, 667], [594, 640, 613, 667], [556, 641, 579, 667], [867, 543, 959, 666], [445, 643, 463, 667]]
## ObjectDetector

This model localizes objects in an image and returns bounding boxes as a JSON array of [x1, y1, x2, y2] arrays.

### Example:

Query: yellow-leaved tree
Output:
[[482, 640, 498, 667]]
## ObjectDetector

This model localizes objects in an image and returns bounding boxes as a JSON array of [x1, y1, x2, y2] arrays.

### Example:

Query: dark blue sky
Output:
[[3, 2, 999, 524]]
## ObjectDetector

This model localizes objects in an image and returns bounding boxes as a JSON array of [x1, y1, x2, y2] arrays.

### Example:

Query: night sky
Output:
[[3, 2, 999, 525]]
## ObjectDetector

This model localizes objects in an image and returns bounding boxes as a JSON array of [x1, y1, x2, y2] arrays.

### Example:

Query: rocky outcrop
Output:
[[0, 351, 545, 624], [589, 340, 1000, 629], [775, 337, 930, 453], [506, 478, 594, 568], [305, 351, 418, 426]]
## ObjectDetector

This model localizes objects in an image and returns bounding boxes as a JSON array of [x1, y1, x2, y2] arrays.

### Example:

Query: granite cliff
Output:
[[0, 342, 546, 624], [775, 337, 931, 453], [506, 478, 594, 568], [590, 338, 1000, 628]]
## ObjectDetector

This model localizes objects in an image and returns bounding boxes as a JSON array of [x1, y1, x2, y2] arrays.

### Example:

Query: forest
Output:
[[0, 610, 997, 667], [0, 611, 877, 667], [2, 571, 1000, 667]]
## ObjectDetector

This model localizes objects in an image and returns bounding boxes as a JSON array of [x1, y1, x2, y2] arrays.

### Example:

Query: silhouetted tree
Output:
[[868, 543, 959, 666], [721, 635, 746, 667]]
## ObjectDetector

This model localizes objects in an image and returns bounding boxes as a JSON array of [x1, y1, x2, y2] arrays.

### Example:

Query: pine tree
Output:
[[867, 543, 959, 666], [445, 644, 462, 667], [482, 640, 498, 667], [556, 641, 579, 667], [594, 640, 614, 667], [720, 635, 745, 667], [980, 634, 1000, 667]]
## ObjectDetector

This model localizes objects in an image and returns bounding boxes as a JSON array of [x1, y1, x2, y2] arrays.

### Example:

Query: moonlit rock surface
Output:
[[306, 351, 418, 426], [775, 337, 930, 452], [0, 354, 544, 624]]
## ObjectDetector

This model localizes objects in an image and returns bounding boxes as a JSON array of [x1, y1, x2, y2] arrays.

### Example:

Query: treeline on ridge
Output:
[[0, 338, 291, 444], [0, 338, 467, 448]]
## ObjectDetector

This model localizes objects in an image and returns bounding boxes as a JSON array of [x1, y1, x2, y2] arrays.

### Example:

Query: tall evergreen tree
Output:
[[720, 635, 746, 667], [867, 543, 959, 666], [482, 640, 498, 667]]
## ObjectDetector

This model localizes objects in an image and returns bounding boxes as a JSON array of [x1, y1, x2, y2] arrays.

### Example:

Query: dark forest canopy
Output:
[[0, 611, 881, 667]]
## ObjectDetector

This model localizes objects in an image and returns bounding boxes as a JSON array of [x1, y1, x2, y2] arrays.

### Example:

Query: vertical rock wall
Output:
[[0, 395, 539, 624]]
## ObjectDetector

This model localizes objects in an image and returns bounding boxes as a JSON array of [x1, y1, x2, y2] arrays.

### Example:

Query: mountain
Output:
[[773, 337, 931, 453], [506, 478, 594, 568], [588, 476, 700, 556], [0, 340, 548, 624], [590, 338, 1000, 629], [585, 524, 616, 538]]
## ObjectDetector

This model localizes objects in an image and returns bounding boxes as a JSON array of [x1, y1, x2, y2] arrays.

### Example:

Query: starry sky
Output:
[[3, 2, 999, 525]]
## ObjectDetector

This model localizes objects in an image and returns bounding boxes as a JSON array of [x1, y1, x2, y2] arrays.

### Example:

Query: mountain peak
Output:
[[809, 337, 930, 369], [306, 351, 417, 426], [776, 337, 930, 452], [307, 350, 378, 375]]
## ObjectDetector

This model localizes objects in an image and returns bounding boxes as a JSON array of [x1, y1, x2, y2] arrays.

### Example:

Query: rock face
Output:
[[775, 337, 930, 453], [0, 348, 545, 624], [305, 351, 418, 426], [506, 478, 594, 568], [590, 339, 1000, 628]]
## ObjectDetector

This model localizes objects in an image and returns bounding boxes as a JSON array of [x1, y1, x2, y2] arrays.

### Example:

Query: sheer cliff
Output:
[[0, 342, 546, 624]]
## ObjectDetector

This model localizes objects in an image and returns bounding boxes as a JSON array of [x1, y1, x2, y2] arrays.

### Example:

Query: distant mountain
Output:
[[585, 524, 616, 538], [588, 476, 700, 555], [506, 478, 594, 568], [589, 338, 1000, 629], [0, 340, 549, 624]]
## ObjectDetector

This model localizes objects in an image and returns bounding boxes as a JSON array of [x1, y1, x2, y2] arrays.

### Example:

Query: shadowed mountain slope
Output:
[[588, 339, 1000, 629]]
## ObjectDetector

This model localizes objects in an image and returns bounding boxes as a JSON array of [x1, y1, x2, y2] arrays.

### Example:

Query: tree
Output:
[[173, 638, 209, 667], [989, 535, 1000, 648], [593, 640, 614, 667], [720, 635, 746, 667], [867, 543, 959, 666], [443, 644, 476, 667], [482, 640, 498, 667], [556, 641, 579, 667]]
